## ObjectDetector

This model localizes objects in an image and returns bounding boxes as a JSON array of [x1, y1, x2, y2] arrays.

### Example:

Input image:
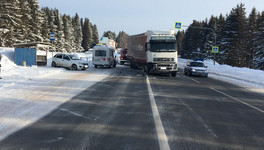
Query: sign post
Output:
[[212, 46, 219, 65], [49, 33, 55, 57]]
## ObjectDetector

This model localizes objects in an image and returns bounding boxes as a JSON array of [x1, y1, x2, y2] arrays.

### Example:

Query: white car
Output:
[[51, 53, 89, 70]]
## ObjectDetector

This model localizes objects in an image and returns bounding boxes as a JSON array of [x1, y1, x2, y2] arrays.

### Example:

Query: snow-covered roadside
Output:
[[0, 67, 114, 141], [178, 58, 264, 96], [0, 48, 113, 141]]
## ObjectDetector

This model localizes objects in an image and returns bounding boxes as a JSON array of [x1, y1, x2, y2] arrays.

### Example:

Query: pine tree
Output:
[[54, 10, 65, 52], [182, 20, 203, 59], [0, 0, 21, 46], [221, 3, 247, 67], [63, 14, 74, 52], [116, 31, 128, 49], [216, 14, 226, 64], [81, 18, 92, 51], [27, 0, 42, 42], [254, 11, 264, 69], [91, 24, 99, 48], [103, 31, 116, 40], [72, 13, 83, 52], [246, 8, 258, 68]]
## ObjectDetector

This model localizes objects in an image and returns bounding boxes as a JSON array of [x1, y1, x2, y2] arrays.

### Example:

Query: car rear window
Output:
[[95, 50, 106, 56]]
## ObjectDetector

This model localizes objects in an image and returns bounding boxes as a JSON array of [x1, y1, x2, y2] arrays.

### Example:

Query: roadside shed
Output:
[[13, 42, 50, 66]]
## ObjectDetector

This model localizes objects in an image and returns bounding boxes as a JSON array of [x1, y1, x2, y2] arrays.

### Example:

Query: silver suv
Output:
[[51, 53, 89, 70]]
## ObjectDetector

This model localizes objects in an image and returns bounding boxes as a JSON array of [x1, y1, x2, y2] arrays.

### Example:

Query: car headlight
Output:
[[191, 68, 196, 72]]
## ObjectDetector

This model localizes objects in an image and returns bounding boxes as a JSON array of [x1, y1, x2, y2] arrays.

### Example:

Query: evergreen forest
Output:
[[176, 3, 264, 70]]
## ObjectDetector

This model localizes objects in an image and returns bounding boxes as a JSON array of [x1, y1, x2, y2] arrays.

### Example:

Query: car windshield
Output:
[[68, 55, 80, 60], [189, 62, 205, 67], [150, 42, 176, 52]]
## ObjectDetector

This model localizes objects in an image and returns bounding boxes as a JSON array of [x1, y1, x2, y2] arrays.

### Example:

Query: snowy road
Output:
[[0, 67, 113, 142], [0, 66, 264, 150]]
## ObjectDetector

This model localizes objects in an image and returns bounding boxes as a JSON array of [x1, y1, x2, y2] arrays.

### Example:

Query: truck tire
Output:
[[121, 61, 124, 65], [171, 72, 177, 77], [145, 64, 150, 75]]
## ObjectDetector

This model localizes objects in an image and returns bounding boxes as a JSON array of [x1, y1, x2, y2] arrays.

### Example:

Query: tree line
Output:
[[176, 3, 264, 70], [0, 0, 99, 52]]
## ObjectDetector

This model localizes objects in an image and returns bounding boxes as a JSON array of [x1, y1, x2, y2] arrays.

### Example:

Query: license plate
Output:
[[160, 67, 166, 70]]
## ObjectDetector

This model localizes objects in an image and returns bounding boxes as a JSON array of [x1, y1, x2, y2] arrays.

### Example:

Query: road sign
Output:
[[212, 46, 219, 53], [49, 33, 55, 41], [175, 22, 182, 29]]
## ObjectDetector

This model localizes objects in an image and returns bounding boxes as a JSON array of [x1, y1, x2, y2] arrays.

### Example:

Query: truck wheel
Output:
[[145, 65, 150, 75], [121, 61, 124, 65], [171, 72, 177, 77]]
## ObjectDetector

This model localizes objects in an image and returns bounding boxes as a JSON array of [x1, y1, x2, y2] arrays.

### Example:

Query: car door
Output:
[[54, 54, 63, 66], [62, 54, 72, 68]]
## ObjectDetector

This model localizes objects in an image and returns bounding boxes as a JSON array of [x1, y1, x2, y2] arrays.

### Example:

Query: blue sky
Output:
[[38, 0, 264, 37]]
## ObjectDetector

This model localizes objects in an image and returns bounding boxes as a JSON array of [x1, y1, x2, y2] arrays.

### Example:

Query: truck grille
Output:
[[153, 58, 174, 62]]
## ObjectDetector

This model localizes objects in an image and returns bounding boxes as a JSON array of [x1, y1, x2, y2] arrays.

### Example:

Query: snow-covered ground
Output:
[[0, 47, 263, 141]]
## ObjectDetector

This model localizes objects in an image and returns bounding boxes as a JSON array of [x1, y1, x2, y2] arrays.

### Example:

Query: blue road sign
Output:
[[212, 46, 219, 53], [175, 22, 182, 29], [49, 33, 55, 41]]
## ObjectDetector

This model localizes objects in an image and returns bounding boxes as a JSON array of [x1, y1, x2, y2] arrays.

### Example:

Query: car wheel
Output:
[[94, 65, 97, 68], [51, 61, 56, 67], [71, 64, 77, 70]]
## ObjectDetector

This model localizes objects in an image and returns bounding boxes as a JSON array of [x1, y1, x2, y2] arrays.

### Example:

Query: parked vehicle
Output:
[[127, 30, 178, 77], [184, 61, 208, 77], [92, 44, 116, 68], [120, 48, 128, 65], [51, 53, 89, 70]]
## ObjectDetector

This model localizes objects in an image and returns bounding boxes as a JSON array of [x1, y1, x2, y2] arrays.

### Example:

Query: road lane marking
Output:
[[59, 108, 83, 117], [210, 88, 264, 114], [179, 99, 218, 138], [185, 76, 201, 83], [146, 77, 171, 150]]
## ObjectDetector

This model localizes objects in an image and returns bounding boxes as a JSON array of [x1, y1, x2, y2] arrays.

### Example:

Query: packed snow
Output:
[[0, 47, 263, 141]]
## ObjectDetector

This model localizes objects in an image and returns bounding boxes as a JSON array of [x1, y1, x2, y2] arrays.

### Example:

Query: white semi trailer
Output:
[[127, 30, 178, 77]]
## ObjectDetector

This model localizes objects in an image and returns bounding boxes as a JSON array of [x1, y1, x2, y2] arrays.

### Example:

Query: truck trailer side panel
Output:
[[127, 34, 147, 65]]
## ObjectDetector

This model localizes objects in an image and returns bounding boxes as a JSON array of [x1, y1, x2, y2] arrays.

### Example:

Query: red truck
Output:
[[120, 48, 127, 65]]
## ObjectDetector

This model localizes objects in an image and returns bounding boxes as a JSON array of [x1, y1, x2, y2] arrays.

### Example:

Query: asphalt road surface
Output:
[[0, 66, 263, 150]]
